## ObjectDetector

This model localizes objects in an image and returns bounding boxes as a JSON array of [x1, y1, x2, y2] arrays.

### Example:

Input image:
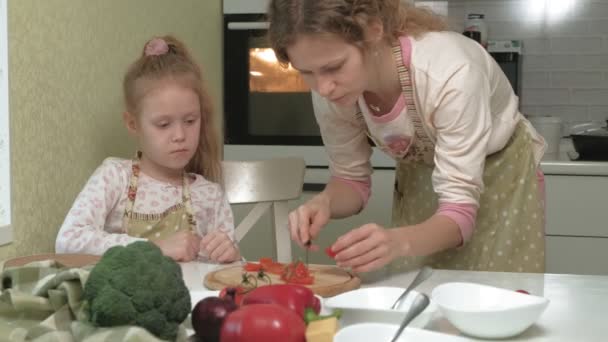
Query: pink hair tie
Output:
[[144, 38, 170, 56]]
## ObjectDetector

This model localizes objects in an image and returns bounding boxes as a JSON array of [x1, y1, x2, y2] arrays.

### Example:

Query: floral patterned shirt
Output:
[[55, 158, 235, 255]]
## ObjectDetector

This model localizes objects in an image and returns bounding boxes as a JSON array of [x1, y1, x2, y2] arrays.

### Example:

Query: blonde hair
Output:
[[268, 0, 447, 65], [123, 35, 222, 184]]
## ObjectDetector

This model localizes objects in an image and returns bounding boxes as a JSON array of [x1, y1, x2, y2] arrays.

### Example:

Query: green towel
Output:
[[0, 260, 190, 341]]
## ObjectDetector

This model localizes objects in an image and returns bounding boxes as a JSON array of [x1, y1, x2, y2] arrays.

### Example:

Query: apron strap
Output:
[[391, 40, 435, 164], [122, 152, 196, 232]]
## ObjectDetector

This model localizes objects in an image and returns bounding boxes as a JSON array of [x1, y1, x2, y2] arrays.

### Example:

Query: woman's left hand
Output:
[[200, 231, 241, 263], [331, 224, 407, 273]]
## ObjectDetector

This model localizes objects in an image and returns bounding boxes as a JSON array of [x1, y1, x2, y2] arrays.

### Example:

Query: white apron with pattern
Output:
[[122, 154, 196, 240], [359, 43, 545, 273]]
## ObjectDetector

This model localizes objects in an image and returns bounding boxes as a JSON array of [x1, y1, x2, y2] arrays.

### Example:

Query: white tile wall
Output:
[[446, 0, 608, 132]]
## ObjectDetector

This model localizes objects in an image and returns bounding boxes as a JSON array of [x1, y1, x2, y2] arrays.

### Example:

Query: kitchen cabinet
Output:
[[544, 174, 608, 275]]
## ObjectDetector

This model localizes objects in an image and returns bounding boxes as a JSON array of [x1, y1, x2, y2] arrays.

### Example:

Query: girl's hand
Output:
[[288, 193, 331, 249], [331, 224, 408, 273], [200, 231, 241, 263], [153, 230, 201, 262]]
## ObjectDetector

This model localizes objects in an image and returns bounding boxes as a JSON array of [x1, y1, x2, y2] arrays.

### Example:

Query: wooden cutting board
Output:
[[204, 263, 360, 298]]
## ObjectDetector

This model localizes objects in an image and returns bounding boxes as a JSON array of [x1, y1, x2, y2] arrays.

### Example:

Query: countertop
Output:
[[540, 138, 608, 176], [181, 262, 608, 342]]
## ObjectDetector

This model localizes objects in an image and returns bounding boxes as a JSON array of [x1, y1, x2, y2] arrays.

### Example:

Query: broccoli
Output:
[[83, 241, 191, 341]]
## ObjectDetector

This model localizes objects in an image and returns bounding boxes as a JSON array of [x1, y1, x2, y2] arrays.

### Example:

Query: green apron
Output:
[[364, 43, 545, 273], [123, 153, 196, 240]]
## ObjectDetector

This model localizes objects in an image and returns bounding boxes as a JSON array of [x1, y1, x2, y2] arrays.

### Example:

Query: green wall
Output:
[[2, 0, 222, 259]]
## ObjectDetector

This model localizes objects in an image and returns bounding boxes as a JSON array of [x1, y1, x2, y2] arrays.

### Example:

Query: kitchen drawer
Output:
[[545, 175, 608, 237], [546, 236, 608, 275]]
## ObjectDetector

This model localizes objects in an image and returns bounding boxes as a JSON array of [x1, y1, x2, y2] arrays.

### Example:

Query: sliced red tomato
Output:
[[255, 257, 285, 275], [281, 260, 314, 285], [325, 246, 337, 259], [294, 262, 309, 278], [283, 275, 314, 285], [243, 262, 263, 272], [265, 263, 285, 275], [259, 257, 274, 266]]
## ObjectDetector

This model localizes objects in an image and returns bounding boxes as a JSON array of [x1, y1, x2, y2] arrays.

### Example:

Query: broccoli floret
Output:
[[83, 241, 191, 341]]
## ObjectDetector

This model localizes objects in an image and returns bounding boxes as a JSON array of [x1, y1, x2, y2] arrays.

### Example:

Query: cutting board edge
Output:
[[203, 264, 361, 298]]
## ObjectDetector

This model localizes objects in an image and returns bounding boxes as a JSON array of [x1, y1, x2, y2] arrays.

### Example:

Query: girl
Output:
[[56, 36, 240, 263], [269, 0, 546, 273]]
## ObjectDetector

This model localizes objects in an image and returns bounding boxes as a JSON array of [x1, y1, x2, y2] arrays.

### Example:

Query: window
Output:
[[0, 0, 11, 245]]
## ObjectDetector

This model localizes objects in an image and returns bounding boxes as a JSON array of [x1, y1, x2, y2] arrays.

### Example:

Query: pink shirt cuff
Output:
[[332, 176, 372, 209], [436, 202, 478, 244]]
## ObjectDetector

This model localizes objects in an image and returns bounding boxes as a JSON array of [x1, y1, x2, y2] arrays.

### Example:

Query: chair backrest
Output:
[[222, 157, 306, 263], [223, 157, 305, 204]]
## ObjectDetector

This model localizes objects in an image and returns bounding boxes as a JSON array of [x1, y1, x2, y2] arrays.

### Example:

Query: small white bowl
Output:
[[323, 287, 437, 328], [431, 282, 549, 339], [334, 323, 471, 342]]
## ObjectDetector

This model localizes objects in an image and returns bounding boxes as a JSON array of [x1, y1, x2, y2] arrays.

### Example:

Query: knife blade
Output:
[[304, 240, 312, 267]]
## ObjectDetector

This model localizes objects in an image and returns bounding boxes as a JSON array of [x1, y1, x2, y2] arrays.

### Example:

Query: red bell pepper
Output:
[[220, 303, 306, 342], [241, 284, 321, 319]]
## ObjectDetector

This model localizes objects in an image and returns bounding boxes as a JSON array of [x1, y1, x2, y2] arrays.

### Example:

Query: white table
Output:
[[180, 263, 608, 342]]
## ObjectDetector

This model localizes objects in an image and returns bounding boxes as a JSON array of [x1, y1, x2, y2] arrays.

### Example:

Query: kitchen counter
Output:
[[540, 138, 608, 176], [541, 160, 608, 176], [181, 262, 608, 342]]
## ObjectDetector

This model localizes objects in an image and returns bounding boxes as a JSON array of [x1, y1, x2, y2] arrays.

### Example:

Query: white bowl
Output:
[[334, 323, 471, 342], [324, 287, 437, 328], [431, 282, 549, 339]]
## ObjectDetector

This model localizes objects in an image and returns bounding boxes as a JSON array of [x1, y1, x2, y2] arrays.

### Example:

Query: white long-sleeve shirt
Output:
[[314, 31, 545, 241], [56, 158, 235, 255]]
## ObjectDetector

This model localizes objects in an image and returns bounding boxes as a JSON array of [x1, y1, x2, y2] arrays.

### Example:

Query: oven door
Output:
[[223, 14, 322, 146]]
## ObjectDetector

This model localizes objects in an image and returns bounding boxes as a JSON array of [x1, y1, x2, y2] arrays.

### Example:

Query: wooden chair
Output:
[[223, 157, 306, 263]]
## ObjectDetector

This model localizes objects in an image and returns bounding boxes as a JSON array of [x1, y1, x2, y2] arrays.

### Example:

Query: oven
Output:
[[221, 1, 521, 169], [222, 0, 393, 167]]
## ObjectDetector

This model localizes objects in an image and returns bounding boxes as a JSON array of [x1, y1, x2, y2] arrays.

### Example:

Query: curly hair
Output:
[[268, 0, 447, 65]]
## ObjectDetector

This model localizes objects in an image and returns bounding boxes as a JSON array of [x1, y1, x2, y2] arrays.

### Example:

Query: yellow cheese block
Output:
[[305, 317, 338, 342]]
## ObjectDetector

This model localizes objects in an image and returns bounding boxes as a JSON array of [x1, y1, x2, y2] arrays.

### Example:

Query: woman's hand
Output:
[[200, 231, 241, 263], [288, 193, 332, 249], [331, 224, 409, 273], [153, 230, 201, 262]]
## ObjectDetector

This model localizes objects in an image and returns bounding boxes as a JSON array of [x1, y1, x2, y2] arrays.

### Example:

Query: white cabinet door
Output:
[[544, 175, 608, 275], [545, 175, 608, 237], [546, 236, 608, 275]]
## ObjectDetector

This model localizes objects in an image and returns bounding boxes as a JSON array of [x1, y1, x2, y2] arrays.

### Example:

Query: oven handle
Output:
[[227, 22, 270, 30]]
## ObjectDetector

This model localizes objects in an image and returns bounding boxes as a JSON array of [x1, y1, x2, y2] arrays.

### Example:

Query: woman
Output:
[[268, 0, 546, 273]]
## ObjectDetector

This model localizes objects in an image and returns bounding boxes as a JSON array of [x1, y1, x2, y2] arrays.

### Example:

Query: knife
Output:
[[304, 240, 312, 267]]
